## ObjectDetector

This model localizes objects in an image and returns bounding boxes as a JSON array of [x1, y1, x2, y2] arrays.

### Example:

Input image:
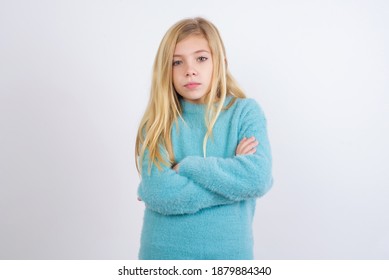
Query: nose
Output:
[[185, 64, 197, 77], [186, 72, 196, 77]]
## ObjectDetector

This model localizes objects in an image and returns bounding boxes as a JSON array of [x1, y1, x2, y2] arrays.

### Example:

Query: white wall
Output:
[[0, 0, 388, 259]]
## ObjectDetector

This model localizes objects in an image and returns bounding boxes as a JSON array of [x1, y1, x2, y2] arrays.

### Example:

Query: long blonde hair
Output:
[[135, 17, 246, 174]]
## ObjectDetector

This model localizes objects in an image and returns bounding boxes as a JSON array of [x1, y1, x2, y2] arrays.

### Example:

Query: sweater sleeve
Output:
[[137, 149, 235, 216], [178, 99, 273, 201]]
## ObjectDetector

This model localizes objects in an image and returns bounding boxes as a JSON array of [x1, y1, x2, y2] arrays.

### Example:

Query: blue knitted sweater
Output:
[[137, 95, 273, 259]]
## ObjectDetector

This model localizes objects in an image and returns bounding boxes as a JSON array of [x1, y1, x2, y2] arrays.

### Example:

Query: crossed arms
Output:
[[137, 101, 273, 215]]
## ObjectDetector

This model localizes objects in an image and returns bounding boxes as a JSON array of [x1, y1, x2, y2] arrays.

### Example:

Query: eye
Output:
[[197, 56, 208, 62], [172, 60, 182, 66]]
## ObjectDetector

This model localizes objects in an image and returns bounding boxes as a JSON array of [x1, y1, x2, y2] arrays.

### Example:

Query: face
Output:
[[172, 35, 213, 104]]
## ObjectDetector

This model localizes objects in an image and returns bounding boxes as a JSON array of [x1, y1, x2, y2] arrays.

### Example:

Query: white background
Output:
[[0, 0, 388, 259]]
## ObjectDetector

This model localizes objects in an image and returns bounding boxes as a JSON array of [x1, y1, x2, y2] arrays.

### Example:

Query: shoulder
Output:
[[229, 97, 266, 120]]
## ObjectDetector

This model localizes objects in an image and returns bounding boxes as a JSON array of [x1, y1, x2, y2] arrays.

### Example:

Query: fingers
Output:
[[235, 136, 259, 155], [240, 140, 258, 154], [172, 163, 179, 172]]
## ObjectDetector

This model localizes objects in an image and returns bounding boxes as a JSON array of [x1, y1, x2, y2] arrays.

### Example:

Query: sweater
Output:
[[137, 95, 273, 259]]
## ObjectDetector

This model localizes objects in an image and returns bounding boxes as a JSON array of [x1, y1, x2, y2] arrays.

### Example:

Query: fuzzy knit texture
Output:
[[137, 95, 273, 260]]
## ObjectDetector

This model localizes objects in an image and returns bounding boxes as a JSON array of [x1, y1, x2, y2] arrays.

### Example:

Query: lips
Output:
[[184, 82, 201, 89]]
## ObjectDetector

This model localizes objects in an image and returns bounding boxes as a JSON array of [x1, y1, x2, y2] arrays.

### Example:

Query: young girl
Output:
[[135, 17, 273, 260]]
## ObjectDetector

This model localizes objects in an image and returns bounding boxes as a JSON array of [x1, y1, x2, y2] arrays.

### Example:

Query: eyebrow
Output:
[[173, 50, 210, 57]]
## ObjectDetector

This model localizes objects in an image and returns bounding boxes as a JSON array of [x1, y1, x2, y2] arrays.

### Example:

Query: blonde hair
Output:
[[135, 17, 246, 174]]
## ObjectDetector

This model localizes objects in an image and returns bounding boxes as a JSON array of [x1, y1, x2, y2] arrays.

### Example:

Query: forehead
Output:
[[174, 35, 211, 55]]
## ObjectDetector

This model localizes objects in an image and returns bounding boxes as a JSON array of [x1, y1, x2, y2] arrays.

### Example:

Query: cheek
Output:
[[172, 70, 179, 85], [206, 67, 213, 83], [206, 61, 213, 80]]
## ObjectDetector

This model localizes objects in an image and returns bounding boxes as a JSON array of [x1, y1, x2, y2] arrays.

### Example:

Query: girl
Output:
[[135, 17, 273, 260]]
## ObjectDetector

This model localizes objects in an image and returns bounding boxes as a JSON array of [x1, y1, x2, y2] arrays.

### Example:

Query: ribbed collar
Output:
[[180, 95, 234, 114]]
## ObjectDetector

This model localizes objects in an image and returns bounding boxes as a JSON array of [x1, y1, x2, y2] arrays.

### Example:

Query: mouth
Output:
[[184, 82, 201, 89]]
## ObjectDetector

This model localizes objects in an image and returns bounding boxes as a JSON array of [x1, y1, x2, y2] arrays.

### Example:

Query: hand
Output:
[[172, 163, 179, 172], [235, 136, 259, 156]]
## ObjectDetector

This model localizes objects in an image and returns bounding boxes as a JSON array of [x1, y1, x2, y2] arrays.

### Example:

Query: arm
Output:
[[178, 99, 273, 201], [137, 149, 235, 216]]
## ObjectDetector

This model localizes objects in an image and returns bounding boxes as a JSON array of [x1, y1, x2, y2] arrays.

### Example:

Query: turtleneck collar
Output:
[[179, 95, 234, 114]]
